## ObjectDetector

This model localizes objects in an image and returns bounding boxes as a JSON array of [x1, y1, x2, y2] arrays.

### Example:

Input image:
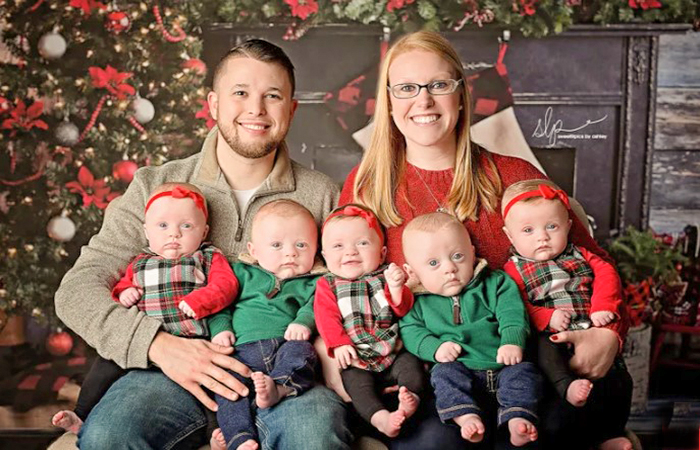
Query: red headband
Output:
[[145, 186, 208, 220], [503, 184, 570, 219], [323, 205, 384, 242]]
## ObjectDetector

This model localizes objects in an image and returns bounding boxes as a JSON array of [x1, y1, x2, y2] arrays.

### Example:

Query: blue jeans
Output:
[[215, 338, 318, 448], [431, 361, 541, 426], [77, 367, 352, 450]]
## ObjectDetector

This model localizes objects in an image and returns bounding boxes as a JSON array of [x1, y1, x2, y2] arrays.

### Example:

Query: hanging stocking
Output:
[[469, 40, 545, 173]]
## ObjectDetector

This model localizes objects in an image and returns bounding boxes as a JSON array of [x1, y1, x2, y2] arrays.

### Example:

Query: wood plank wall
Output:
[[649, 32, 700, 233]]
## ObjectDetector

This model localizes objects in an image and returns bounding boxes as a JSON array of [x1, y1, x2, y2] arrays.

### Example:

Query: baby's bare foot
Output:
[[453, 413, 485, 443], [252, 372, 291, 409], [209, 428, 226, 450], [51, 410, 83, 434], [566, 379, 593, 407], [370, 409, 406, 438], [598, 436, 633, 450], [397, 386, 420, 419], [508, 418, 538, 447]]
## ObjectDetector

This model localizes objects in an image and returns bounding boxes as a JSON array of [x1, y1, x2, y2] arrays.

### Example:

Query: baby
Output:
[[314, 204, 425, 438], [400, 212, 540, 447], [208, 199, 321, 450], [52, 182, 237, 434]]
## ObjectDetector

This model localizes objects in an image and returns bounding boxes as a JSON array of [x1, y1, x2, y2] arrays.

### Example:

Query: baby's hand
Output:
[[178, 301, 198, 319], [119, 287, 143, 307], [212, 331, 236, 348], [591, 310, 616, 327], [384, 263, 406, 290], [284, 323, 311, 341], [435, 341, 462, 363], [334, 345, 358, 370], [496, 344, 522, 365], [549, 310, 571, 332]]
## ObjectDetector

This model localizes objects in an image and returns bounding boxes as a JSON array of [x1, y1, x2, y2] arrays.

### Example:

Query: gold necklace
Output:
[[411, 164, 449, 214]]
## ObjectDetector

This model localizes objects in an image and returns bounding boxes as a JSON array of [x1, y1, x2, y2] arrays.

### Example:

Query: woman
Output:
[[321, 31, 632, 450]]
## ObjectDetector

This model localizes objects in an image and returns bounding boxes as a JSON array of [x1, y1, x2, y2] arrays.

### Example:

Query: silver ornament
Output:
[[132, 97, 155, 124], [55, 121, 80, 146], [47, 216, 76, 242], [38, 32, 67, 60]]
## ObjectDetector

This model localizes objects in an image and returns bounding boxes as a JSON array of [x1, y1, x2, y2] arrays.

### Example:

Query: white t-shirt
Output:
[[232, 185, 260, 217]]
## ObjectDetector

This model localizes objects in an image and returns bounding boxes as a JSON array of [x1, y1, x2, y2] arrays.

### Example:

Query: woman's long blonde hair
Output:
[[352, 30, 502, 227]]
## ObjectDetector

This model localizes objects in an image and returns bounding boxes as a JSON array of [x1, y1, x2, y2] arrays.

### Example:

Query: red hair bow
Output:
[[503, 184, 570, 219], [145, 186, 208, 220], [323, 204, 383, 241]]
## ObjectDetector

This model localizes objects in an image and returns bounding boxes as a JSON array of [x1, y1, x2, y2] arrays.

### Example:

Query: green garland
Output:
[[206, 0, 697, 38]]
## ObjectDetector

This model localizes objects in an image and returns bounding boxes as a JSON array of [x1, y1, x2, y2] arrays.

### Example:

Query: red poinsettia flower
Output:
[[284, 0, 319, 20], [514, 0, 537, 16], [182, 58, 207, 76], [628, 0, 662, 9], [70, 0, 106, 16], [66, 166, 119, 209], [386, 0, 415, 12], [1, 100, 49, 136], [89, 65, 136, 100], [195, 99, 216, 130]]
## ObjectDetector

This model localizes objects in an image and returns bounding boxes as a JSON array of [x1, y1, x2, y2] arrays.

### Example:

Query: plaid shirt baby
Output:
[[132, 244, 218, 337], [323, 267, 399, 372], [510, 244, 594, 330]]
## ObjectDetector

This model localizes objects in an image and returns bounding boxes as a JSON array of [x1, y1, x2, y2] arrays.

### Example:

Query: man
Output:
[[53, 39, 350, 449]]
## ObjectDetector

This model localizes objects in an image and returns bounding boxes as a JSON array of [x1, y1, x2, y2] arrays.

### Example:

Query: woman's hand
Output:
[[550, 327, 618, 379], [148, 332, 251, 411]]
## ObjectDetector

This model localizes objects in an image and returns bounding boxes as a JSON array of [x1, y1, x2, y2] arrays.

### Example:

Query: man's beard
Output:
[[219, 121, 282, 159]]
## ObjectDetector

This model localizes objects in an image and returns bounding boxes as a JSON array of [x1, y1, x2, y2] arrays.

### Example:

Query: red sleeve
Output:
[[580, 247, 629, 349], [384, 284, 414, 318], [179, 253, 239, 320], [503, 260, 554, 331], [314, 277, 353, 356], [111, 261, 137, 302], [339, 166, 359, 205]]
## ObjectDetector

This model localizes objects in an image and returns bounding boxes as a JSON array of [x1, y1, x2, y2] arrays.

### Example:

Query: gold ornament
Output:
[[24, 244, 35, 252], [7, 248, 17, 258]]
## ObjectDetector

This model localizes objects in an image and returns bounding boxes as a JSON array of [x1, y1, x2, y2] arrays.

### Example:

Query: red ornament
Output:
[[182, 58, 207, 76], [46, 331, 73, 356], [106, 11, 131, 34], [112, 160, 138, 183]]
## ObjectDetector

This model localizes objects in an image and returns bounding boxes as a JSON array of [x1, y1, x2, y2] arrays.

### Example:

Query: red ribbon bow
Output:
[[503, 184, 570, 219], [145, 186, 208, 220], [323, 204, 383, 241]]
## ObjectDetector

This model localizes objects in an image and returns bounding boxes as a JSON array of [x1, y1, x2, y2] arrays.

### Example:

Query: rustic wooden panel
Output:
[[649, 208, 700, 234], [658, 33, 700, 88], [654, 88, 700, 150], [650, 151, 700, 209]]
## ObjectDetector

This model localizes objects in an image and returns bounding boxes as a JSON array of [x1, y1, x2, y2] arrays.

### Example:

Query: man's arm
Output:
[[55, 168, 159, 369]]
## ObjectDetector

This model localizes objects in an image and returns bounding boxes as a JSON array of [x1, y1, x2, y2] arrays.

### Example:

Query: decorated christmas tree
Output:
[[0, 0, 211, 330]]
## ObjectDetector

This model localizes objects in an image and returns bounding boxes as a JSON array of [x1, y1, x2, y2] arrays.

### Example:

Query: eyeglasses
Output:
[[388, 79, 463, 99]]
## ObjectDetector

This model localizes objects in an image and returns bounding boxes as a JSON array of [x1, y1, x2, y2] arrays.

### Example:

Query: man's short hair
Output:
[[212, 39, 295, 95]]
